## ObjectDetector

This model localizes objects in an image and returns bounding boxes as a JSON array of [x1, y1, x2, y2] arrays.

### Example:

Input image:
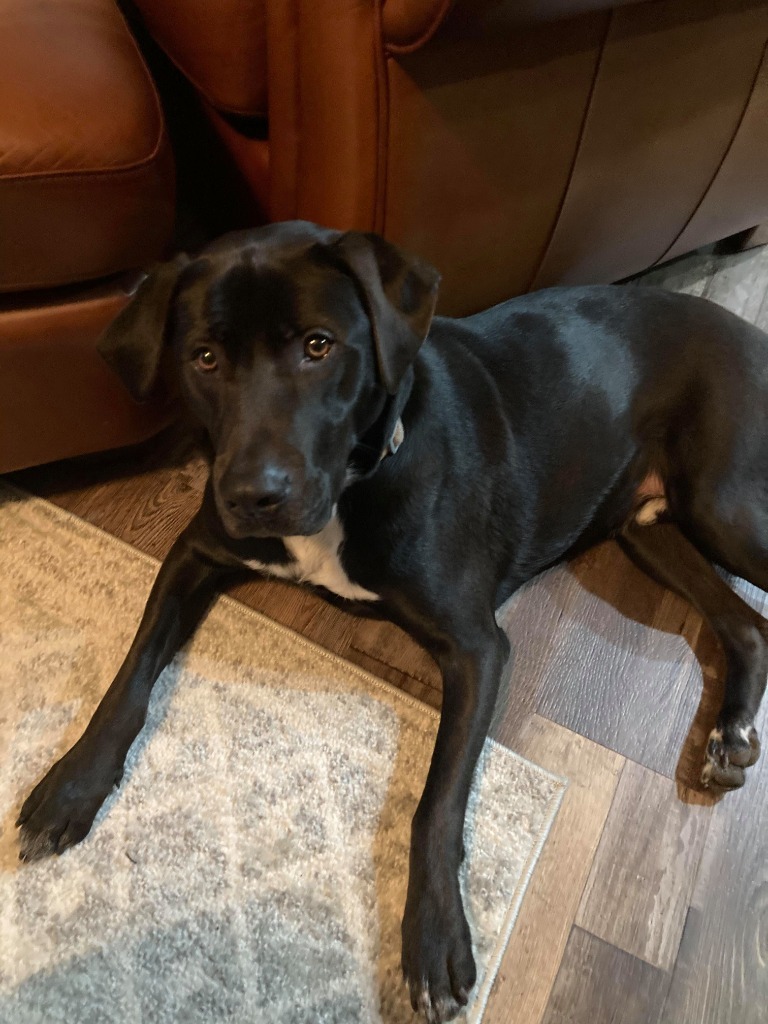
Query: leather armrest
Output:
[[382, 0, 649, 51], [382, 0, 454, 52]]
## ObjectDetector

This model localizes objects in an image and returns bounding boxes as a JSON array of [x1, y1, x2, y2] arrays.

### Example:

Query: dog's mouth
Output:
[[216, 494, 334, 541]]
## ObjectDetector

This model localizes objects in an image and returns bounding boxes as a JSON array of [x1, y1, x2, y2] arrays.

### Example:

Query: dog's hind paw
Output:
[[701, 722, 760, 791]]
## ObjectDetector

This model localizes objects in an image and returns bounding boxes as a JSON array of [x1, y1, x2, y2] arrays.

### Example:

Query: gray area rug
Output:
[[0, 482, 566, 1023]]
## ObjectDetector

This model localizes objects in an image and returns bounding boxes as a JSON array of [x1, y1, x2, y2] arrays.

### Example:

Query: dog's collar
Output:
[[350, 369, 413, 478], [382, 418, 405, 460]]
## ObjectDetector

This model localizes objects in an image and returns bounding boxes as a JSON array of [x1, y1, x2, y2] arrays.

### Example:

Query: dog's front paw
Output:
[[402, 880, 475, 1023], [701, 720, 760, 791], [16, 749, 123, 862]]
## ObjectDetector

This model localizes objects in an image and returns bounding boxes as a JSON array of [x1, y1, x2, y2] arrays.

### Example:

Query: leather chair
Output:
[[134, 0, 768, 315], [0, 0, 175, 473]]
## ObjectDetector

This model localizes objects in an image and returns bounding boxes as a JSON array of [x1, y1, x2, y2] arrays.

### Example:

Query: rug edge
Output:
[[468, 779, 567, 1022]]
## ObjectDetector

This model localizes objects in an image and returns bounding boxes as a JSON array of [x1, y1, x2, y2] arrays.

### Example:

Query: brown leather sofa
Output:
[[0, 0, 175, 473], [134, 0, 768, 316], [4, 0, 768, 472]]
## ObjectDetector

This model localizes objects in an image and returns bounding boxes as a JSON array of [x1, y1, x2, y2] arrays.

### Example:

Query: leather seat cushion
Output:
[[0, 0, 174, 292]]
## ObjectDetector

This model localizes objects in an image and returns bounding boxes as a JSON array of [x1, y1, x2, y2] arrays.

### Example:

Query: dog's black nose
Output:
[[225, 467, 293, 517]]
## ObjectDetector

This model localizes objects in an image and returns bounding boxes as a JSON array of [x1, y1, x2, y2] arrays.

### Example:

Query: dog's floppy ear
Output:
[[98, 254, 189, 402], [332, 232, 440, 395]]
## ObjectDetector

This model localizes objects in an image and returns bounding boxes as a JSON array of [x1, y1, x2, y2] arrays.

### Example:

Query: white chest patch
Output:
[[243, 514, 380, 602]]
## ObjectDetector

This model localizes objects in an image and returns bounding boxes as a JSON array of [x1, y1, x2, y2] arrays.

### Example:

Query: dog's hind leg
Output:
[[618, 520, 767, 790]]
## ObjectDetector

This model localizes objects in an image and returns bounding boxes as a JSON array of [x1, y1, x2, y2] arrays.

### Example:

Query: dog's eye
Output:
[[192, 348, 218, 372], [304, 333, 334, 361]]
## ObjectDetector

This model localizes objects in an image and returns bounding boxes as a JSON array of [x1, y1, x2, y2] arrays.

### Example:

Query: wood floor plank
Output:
[[575, 760, 712, 971], [659, 702, 768, 1024], [11, 431, 207, 561], [540, 926, 670, 1024], [483, 716, 624, 1024], [496, 541, 714, 778], [228, 577, 442, 705]]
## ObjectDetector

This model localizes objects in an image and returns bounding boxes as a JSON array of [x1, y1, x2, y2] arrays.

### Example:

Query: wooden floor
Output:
[[11, 242, 768, 1023]]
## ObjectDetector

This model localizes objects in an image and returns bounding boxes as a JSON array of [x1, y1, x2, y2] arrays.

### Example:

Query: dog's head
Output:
[[99, 222, 439, 538]]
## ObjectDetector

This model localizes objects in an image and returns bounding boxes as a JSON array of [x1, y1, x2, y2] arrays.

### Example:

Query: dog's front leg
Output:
[[401, 616, 510, 1024], [16, 526, 230, 862]]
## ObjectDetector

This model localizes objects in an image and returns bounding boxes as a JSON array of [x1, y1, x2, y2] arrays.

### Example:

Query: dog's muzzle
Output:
[[215, 466, 333, 539]]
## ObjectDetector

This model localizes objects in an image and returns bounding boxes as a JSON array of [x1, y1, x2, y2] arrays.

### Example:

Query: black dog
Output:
[[17, 222, 768, 1022]]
